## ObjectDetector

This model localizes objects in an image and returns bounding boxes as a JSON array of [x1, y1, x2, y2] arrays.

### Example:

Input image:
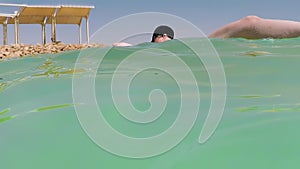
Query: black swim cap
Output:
[[151, 25, 174, 42]]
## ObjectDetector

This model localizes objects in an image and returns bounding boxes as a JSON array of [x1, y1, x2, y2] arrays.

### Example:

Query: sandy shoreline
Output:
[[0, 43, 106, 59]]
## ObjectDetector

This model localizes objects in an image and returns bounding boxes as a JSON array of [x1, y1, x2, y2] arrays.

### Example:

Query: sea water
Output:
[[0, 38, 300, 169]]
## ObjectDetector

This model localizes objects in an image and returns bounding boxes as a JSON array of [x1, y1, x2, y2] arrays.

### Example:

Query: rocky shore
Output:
[[0, 43, 106, 59]]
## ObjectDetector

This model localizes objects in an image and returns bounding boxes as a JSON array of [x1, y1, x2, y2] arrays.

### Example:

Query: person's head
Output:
[[151, 25, 174, 43]]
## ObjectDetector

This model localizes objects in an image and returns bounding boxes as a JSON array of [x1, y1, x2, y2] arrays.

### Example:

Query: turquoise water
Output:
[[1, 38, 300, 168]]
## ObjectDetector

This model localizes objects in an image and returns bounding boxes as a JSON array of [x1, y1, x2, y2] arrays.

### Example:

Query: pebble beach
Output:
[[0, 43, 106, 59]]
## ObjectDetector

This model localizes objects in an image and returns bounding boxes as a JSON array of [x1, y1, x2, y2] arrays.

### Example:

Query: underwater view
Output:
[[1, 38, 300, 169]]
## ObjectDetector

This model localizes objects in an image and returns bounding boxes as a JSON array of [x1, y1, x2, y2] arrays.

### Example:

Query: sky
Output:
[[1, 0, 300, 44]]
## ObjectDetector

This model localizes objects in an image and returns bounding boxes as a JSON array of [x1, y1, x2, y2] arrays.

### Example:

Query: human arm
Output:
[[112, 42, 133, 47]]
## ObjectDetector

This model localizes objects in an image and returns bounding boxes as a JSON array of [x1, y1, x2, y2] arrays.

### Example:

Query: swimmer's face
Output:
[[154, 34, 172, 43]]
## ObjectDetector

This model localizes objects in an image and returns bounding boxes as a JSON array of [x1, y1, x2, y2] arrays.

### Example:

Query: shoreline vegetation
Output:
[[0, 43, 106, 59]]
